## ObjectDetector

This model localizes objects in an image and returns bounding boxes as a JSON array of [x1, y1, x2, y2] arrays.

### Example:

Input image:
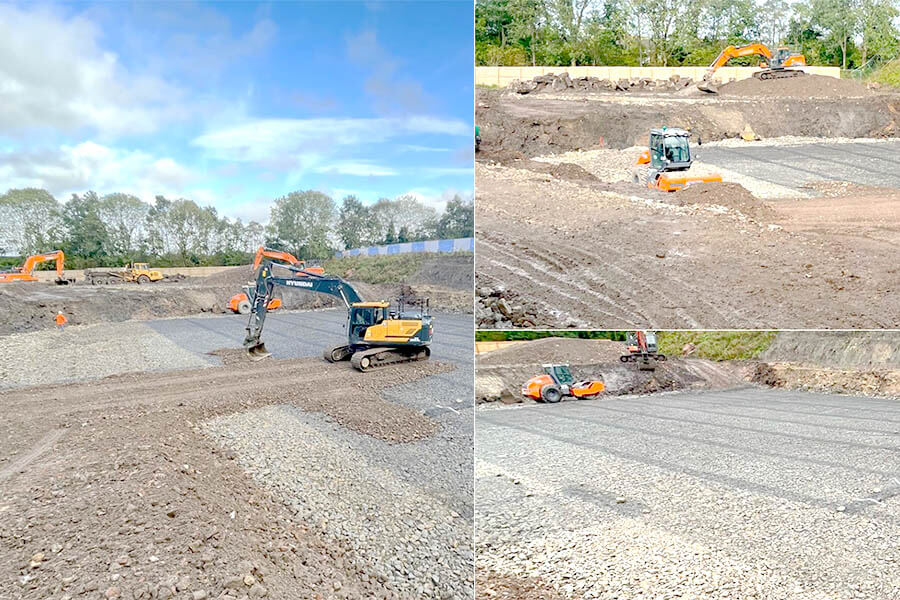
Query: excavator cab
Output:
[[649, 128, 692, 172]]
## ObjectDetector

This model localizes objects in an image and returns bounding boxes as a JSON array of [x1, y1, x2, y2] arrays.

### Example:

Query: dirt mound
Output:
[[521, 160, 600, 183], [762, 331, 900, 368], [476, 86, 900, 157], [669, 182, 775, 218], [412, 254, 473, 290], [479, 337, 625, 366], [200, 265, 256, 287], [718, 74, 873, 98], [752, 362, 900, 397]]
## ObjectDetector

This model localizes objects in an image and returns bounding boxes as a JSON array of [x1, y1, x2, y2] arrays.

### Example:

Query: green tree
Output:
[[266, 190, 337, 259], [63, 191, 110, 260], [809, 0, 859, 68], [99, 193, 148, 259], [859, 0, 899, 66], [337, 195, 371, 250], [437, 196, 475, 239], [0, 188, 62, 255]]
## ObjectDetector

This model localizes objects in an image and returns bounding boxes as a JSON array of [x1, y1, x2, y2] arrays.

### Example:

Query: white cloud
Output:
[[402, 145, 451, 153], [0, 4, 186, 137], [0, 141, 199, 204], [192, 116, 470, 163], [420, 167, 474, 179], [314, 162, 397, 177], [400, 188, 474, 213]]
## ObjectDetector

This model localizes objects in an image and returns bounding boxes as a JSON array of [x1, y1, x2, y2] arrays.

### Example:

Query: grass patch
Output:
[[657, 331, 776, 361], [322, 253, 431, 284], [867, 59, 900, 88]]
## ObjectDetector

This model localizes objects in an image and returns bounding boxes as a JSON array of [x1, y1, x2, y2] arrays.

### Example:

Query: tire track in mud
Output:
[[478, 226, 753, 328], [477, 237, 641, 324], [0, 429, 65, 483]]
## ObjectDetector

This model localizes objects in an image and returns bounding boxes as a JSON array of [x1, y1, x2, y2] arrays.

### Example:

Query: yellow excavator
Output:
[[243, 261, 433, 372], [698, 43, 806, 93]]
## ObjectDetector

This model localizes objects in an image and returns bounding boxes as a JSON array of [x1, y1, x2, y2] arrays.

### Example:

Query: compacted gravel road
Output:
[[476, 387, 900, 600]]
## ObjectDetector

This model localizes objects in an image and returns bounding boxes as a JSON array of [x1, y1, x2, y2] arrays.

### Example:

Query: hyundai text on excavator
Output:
[[633, 128, 722, 192], [521, 364, 605, 403], [243, 261, 433, 372], [228, 247, 325, 314], [620, 331, 667, 371], [0, 250, 72, 284], [698, 43, 806, 93]]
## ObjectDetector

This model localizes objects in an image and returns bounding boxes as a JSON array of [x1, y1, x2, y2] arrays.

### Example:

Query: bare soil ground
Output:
[[0, 357, 459, 600], [0, 254, 473, 336], [476, 82, 900, 328]]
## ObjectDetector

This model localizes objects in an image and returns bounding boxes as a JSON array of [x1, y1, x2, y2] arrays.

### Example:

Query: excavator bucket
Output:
[[246, 342, 271, 361], [697, 80, 718, 94]]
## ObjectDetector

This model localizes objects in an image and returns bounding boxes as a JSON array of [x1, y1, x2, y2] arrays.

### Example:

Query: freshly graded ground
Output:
[[476, 388, 900, 599], [0, 357, 463, 600]]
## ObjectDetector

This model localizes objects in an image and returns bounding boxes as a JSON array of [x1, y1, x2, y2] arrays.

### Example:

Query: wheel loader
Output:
[[633, 128, 722, 192], [243, 261, 433, 372], [521, 364, 605, 403], [620, 331, 667, 371], [698, 43, 806, 93]]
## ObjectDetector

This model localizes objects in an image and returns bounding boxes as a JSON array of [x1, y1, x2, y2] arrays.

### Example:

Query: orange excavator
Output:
[[698, 43, 806, 93], [227, 247, 325, 314], [634, 128, 722, 192], [0, 250, 72, 284]]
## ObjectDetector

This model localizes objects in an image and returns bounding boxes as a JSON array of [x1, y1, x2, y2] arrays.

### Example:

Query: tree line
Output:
[[476, 0, 900, 71], [0, 188, 474, 268]]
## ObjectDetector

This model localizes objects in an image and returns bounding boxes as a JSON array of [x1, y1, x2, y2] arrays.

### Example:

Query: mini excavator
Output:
[[633, 128, 722, 191], [243, 261, 433, 372], [698, 43, 806, 93], [620, 331, 667, 371]]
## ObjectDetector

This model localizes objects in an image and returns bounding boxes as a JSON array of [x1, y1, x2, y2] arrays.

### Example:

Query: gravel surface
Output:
[[697, 140, 900, 192], [201, 311, 475, 599], [0, 321, 215, 389], [476, 388, 900, 599]]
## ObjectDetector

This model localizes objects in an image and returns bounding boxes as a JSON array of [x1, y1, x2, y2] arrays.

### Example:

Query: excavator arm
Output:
[[243, 261, 363, 358], [703, 43, 772, 83], [251, 246, 303, 271]]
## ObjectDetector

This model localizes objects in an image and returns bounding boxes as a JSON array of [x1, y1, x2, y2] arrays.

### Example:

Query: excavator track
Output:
[[323, 344, 353, 363], [753, 69, 806, 81], [350, 346, 431, 372]]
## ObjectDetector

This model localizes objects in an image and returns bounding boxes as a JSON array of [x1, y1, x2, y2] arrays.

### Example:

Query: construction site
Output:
[[475, 331, 900, 599], [475, 67, 900, 329], [0, 252, 475, 600]]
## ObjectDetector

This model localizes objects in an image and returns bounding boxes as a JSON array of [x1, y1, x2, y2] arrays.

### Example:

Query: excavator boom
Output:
[[243, 262, 363, 358]]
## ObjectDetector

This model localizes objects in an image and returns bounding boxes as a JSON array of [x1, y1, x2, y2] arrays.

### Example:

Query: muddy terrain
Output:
[[475, 77, 900, 328], [0, 254, 473, 336]]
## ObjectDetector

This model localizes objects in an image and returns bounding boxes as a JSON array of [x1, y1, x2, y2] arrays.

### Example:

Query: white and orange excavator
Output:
[[0, 250, 72, 284], [698, 43, 806, 93], [227, 246, 325, 314]]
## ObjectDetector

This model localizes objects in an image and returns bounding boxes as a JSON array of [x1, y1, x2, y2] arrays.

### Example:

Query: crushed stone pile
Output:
[[510, 72, 694, 95], [718, 74, 873, 98], [478, 337, 624, 366]]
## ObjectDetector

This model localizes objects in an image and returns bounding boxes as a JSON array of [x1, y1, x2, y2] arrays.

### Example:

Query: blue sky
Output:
[[0, 1, 474, 223]]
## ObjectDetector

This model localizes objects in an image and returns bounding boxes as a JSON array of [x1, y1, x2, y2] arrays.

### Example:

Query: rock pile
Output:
[[510, 72, 694, 94]]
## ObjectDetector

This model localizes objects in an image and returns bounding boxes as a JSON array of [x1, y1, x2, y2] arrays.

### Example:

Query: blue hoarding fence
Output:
[[335, 237, 474, 258]]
